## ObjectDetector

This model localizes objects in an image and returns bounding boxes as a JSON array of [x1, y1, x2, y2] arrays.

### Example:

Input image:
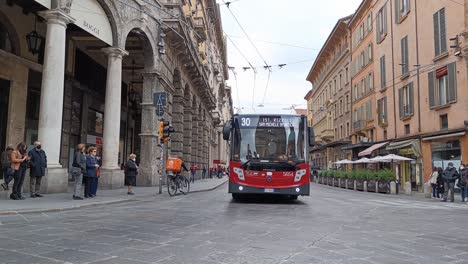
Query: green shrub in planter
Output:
[[377, 169, 395, 181]]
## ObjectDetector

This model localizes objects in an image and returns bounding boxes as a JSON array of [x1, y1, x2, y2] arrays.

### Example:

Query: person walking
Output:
[[85, 147, 99, 198], [441, 162, 460, 202], [10, 143, 29, 200], [428, 167, 439, 199], [71, 144, 86, 200], [124, 154, 138, 195], [1, 145, 14, 190], [202, 166, 207, 179], [189, 164, 196, 183], [28, 141, 47, 198], [437, 167, 444, 198], [458, 163, 468, 203]]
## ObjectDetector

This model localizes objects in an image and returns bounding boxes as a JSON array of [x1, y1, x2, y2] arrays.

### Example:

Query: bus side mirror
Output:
[[308, 127, 315, 147], [222, 121, 232, 141]]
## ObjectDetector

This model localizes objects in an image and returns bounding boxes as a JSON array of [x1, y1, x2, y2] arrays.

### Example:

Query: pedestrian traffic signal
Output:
[[160, 120, 174, 143]]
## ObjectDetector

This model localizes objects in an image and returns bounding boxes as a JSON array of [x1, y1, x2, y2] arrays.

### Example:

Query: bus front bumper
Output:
[[229, 182, 310, 196]]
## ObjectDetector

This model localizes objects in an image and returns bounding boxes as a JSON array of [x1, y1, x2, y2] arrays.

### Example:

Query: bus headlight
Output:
[[294, 169, 307, 182], [233, 167, 245, 180]]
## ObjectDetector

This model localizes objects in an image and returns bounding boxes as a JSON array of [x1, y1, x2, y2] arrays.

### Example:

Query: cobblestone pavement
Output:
[[0, 183, 467, 264]]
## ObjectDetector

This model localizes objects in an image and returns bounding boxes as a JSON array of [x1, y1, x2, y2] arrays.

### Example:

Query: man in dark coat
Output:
[[28, 141, 47, 198], [441, 162, 459, 202]]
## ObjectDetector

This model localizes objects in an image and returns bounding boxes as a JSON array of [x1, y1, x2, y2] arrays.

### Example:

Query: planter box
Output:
[[327, 177, 333, 186], [367, 180, 377, 193], [340, 179, 346, 188], [333, 178, 339, 187], [378, 180, 389, 193], [356, 179, 365, 191], [346, 179, 354, 190]]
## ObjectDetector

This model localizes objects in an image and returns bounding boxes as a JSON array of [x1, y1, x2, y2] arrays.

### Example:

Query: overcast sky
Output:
[[218, 0, 362, 114]]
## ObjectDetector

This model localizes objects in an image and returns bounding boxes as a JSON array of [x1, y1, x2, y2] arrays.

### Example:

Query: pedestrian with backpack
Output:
[[441, 162, 460, 202]]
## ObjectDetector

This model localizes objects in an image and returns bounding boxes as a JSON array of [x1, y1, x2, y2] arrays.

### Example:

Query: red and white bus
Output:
[[222, 114, 314, 200]]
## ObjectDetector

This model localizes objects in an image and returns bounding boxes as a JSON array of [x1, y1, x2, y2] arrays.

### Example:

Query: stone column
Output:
[[171, 93, 185, 157], [37, 10, 75, 193], [99, 47, 128, 189], [138, 72, 162, 186], [191, 115, 199, 164], [183, 101, 193, 162]]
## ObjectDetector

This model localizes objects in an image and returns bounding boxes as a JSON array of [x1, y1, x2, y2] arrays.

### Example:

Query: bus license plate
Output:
[[264, 188, 275, 193]]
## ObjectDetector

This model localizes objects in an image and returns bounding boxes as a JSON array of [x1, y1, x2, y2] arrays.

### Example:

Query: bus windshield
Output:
[[232, 115, 305, 163]]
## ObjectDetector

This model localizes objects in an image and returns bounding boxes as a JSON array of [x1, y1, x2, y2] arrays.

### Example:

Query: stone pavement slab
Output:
[[0, 177, 227, 215]]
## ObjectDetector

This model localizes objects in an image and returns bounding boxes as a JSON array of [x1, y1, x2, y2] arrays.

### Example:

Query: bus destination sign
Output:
[[257, 116, 295, 128]]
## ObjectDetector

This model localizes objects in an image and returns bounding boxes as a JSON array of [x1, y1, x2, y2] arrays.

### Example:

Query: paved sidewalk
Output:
[[0, 177, 227, 215]]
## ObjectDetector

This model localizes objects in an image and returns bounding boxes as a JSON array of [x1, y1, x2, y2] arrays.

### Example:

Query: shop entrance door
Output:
[[0, 78, 10, 153]]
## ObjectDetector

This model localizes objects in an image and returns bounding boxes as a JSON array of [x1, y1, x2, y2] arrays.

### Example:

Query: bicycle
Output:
[[167, 172, 190, 196]]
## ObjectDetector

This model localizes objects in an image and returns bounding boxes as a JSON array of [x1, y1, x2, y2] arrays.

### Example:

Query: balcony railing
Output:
[[353, 120, 366, 131]]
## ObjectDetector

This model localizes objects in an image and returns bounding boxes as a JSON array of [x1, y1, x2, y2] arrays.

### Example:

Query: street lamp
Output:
[[26, 16, 44, 55]]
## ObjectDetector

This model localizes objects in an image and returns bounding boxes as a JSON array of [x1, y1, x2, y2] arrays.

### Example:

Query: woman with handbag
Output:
[[85, 147, 99, 198], [10, 143, 30, 200], [1, 145, 14, 191], [124, 154, 138, 195]]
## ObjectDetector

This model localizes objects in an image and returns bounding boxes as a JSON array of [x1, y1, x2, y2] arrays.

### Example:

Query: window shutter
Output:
[[399, 88, 404, 118], [433, 11, 440, 56], [369, 44, 373, 62], [447, 62, 457, 102], [369, 100, 373, 121], [369, 72, 373, 90], [428, 71, 436, 107], [401, 37, 408, 74], [440, 9, 447, 53], [409, 82, 414, 114], [383, 97, 388, 124], [395, 0, 400, 23], [377, 99, 382, 125]]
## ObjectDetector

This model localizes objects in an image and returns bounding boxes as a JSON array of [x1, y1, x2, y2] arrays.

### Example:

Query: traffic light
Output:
[[159, 119, 174, 143]]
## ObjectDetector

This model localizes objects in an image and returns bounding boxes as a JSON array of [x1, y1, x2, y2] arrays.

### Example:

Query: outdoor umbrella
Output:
[[381, 154, 414, 161], [353, 157, 373, 163], [335, 159, 353, 164], [369, 156, 392, 163]]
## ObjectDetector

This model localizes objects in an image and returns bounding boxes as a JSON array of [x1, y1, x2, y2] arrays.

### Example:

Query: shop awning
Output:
[[341, 142, 372, 150], [422, 132, 466, 141], [386, 139, 422, 157], [358, 142, 389, 157]]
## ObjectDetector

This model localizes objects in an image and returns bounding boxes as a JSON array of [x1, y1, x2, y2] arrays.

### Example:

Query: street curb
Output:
[[189, 178, 227, 194], [0, 179, 228, 215]]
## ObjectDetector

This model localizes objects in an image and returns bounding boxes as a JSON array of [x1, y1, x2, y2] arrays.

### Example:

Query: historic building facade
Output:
[[305, 0, 468, 194], [0, 0, 232, 193], [305, 16, 352, 170]]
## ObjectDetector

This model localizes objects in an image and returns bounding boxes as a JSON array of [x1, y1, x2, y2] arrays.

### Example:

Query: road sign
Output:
[[153, 92, 167, 107], [156, 105, 165, 117]]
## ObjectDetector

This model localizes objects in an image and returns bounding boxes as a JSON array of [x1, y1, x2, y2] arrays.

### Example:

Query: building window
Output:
[[433, 8, 447, 56], [399, 82, 414, 118], [440, 114, 448, 130], [369, 129, 374, 142], [401, 36, 409, 75], [428, 62, 457, 108], [334, 79, 337, 94], [345, 68, 349, 82], [366, 100, 373, 121], [0, 23, 13, 53], [340, 125, 343, 139], [376, 4, 387, 43], [395, 0, 410, 23], [339, 74, 342, 90], [339, 99, 343, 116], [404, 124, 410, 135], [384, 130, 388, 140], [368, 44, 373, 62], [367, 14, 372, 33], [368, 72, 374, 90], [346, 122, 350, 137], [377, 97, 388, 126], [380, 55, 386, 89], [346, 95, 350, 112]]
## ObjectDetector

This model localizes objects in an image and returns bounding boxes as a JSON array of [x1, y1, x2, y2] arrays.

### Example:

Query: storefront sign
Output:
[[70, 0, 113, 45], [399, 148, 414, 155]]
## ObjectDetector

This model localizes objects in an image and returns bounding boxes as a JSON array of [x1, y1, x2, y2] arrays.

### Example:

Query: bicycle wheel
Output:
[[167, 176, 178, 196], [180, 176, 190, 194]]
